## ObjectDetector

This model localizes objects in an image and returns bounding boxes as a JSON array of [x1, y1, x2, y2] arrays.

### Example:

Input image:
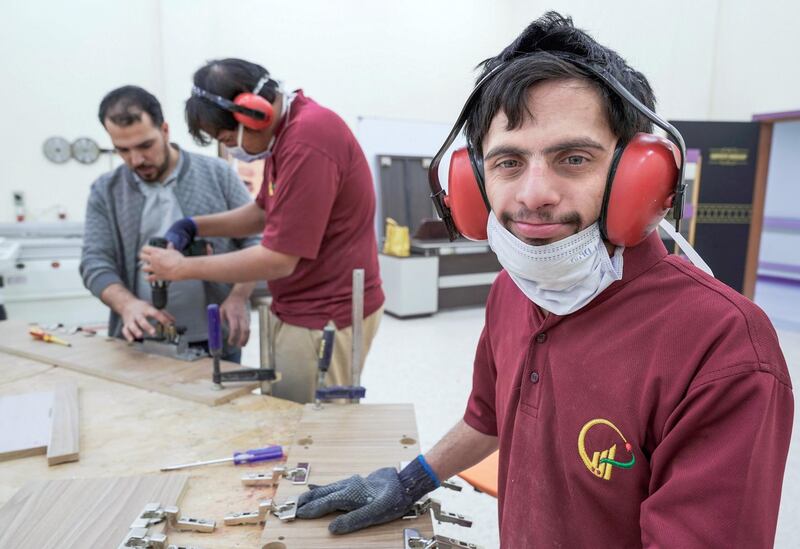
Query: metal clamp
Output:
[[131, 502, 215, 533], [224, 497, 297, 526], [402, 498, 473, 527], [403, 528, 483, 549], [241, 463, 310, 487]]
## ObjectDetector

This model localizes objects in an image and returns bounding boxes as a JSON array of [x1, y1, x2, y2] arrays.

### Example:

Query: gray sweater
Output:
[[80, 147, 260, 340]]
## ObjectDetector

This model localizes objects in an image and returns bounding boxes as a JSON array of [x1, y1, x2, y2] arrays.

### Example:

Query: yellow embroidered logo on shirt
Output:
[[268, 180, 275, 196], [578, 418, 636, 480]]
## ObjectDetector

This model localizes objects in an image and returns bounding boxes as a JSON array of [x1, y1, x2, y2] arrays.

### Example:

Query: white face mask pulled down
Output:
[[487, 212, 624, 315], [228, 89, 295, 164], [487, 212, 713, 316]]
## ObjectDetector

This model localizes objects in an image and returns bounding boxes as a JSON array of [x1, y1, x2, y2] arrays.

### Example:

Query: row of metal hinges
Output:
[[224, 462, 310, 526]]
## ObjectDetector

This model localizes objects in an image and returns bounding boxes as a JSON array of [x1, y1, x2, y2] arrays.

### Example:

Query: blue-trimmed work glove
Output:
[[164, 217, 197, 252], [296, 456, 439, 535]]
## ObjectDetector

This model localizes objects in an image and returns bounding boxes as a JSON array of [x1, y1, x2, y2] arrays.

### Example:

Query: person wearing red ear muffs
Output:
[[140, 58, 384, 405], [292, 12, 792, 548]]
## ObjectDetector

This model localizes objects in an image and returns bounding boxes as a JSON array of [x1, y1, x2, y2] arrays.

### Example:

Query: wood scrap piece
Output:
[[47, 383, 79, 465], [0, 474, 189, 549], [261, 403, 434, 548], [0, 320, 257, 406], [0, 391, 52, 462]]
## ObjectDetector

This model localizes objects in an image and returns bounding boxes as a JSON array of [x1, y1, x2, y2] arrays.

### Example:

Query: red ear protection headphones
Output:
[[191, 74, 275, 130], [428, 51, 686, 246]]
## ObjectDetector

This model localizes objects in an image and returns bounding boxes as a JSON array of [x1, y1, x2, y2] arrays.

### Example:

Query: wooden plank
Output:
[[0, 391, 52, 462], [47, 383, 79, 466], [0, 320, 257, 406], [0, 357, 303, 548], [0, 474, 188, 549], [261, 404, 434, 548]]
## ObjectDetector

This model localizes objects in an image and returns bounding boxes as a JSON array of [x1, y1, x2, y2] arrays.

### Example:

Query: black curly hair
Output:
[[464, 11, 656, 155]]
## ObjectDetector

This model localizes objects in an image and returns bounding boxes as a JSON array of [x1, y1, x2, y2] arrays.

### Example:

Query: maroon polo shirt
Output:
[[256, 91, 384, 330], [465, 232, 793, 548]]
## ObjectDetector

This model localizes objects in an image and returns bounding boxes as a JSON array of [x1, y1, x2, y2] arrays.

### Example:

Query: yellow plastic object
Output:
[[458, 450, 499, 497], [382, 217, 410, 257]]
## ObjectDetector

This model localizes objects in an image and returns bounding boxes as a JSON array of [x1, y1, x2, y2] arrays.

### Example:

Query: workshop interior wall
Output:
[[707, 0, 800, 120], [0, 0, 797, 223]]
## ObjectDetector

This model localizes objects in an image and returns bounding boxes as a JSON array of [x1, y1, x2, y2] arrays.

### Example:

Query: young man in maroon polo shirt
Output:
[[141, 58, 384, 404], [293, 13, 793, 547]]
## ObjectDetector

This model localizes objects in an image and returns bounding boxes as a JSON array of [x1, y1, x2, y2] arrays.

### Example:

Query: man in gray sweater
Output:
[[80, 86, 259, 361]]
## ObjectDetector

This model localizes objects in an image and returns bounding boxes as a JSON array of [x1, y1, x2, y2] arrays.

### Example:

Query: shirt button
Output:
[[536, 333, 547, 343], [530, 371, 540, 384]]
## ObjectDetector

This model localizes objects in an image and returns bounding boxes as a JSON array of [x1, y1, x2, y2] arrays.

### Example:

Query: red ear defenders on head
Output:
[[428, 51, 687, 246], [191, 74, 275, 130]]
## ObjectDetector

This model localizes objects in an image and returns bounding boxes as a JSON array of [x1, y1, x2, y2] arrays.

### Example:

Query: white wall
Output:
[[505, 0, 720, 121], [0, 0, 162, 222], [157, 0, 514, 147], [709, 0, 800, 119], [0, 0, 796, 223]]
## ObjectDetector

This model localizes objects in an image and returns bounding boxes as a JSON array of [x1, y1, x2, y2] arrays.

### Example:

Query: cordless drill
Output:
[[147, 236, 211, 311], [146, 237, 181, 343], [148, 237, 170, 310], [146, 236, 210, 343]]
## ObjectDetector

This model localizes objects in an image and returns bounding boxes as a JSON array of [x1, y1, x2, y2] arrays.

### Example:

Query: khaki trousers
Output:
[[266, 307, 383, 404]]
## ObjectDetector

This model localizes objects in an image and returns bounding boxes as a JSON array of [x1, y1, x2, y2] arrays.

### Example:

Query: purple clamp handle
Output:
[[232, 445, 284, 465], [207, 304, 222, 354]]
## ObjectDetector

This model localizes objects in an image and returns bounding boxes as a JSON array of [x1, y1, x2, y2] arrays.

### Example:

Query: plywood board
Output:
[[0, 474, 188, 549], [0, 357, 303, 548], [0, 320, 257, 406], [261, 403, 434, 548], [47, 383, 79, 465], [0, 357, 52, 385], [0, 391, 52, 462]]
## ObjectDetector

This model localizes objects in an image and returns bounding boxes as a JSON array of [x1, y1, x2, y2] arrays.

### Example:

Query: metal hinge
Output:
[[224, 497, 298, 526], [403, 528, 483, 549], [130, 502, 215, 533], [402, 497, 473, 527], [241, 462, 310, 487]]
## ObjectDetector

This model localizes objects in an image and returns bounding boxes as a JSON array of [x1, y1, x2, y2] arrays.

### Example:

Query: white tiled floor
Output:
[[243, 301, 799, 548]]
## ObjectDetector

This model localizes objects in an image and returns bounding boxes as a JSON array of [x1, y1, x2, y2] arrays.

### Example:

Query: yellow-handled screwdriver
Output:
[[29, 327, 72, 347]]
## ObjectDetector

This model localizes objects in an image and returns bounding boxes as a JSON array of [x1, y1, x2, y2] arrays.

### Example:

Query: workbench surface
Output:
[[0, 352, 301, 548], [0, 351, 435, 548]]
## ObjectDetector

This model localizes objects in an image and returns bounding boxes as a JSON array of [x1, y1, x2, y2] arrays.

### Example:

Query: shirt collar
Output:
[[576, 231, 668, 313], [528, 230, 669, 326], [271, 89, 303, 143]]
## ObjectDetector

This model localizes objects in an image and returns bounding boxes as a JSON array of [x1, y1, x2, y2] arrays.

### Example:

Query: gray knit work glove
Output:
[[296, 456, 439, 535]]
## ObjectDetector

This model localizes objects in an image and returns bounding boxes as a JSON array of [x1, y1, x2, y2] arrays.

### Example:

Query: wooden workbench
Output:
[[0, 352, 301, 548], [0, 351, 434, 548]]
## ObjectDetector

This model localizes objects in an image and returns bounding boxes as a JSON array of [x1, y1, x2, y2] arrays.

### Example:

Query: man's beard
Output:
[[135, 142, 172, 182]]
